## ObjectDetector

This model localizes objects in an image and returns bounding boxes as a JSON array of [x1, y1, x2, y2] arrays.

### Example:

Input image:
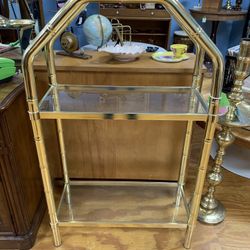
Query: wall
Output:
[[41, 0, 249, 56], [42, 1, 99, 49]]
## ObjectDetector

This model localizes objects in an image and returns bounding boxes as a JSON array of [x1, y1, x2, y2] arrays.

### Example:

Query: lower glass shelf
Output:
[[57, 181, 188, 228]]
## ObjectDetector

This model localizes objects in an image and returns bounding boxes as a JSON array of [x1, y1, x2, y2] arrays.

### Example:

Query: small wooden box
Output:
[[202, 0, 222, 10]]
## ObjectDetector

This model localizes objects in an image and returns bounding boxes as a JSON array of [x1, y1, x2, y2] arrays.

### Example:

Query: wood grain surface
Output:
[[190, 9, 247, 21], [0, 76, 45, 249], [31, 124, 250, 249], [34, 52, 199, 74], [62, 120, 186, 180]]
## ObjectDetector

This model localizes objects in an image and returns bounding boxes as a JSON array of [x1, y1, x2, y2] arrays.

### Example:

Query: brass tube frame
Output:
[[22, 0, 224, 248], [179, 42, 204, 197], [193, 45, 205, 90], [176, 120, 193, 208], [45, 35, 70, 203]]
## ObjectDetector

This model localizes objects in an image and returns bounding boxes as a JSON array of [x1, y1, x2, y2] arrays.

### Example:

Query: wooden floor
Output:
[[32, 125, 250, 250]]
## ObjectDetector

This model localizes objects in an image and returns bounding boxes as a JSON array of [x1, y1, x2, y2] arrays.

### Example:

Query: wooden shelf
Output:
[[100, 7, 171, 48], [100, 8, 171, 19], [131, 33, 166, 36]]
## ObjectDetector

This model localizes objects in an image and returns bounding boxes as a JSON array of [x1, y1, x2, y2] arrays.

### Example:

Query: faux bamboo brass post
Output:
[[176, 44, 205, 208], [199, 38, 250, 224], [22, 0, 224, 248]]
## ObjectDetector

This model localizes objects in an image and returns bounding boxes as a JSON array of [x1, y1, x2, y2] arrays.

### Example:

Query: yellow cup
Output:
[[170, 44, 187, 58]]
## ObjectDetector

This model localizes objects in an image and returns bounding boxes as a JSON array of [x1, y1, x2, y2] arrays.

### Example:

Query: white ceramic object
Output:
[[82, 41, 167, 53], [152, 51, 189, 63], [98, 44, 145, 62]]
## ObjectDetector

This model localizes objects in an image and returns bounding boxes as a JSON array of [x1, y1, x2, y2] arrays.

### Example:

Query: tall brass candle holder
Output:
[[199, 38, 250, 224], [234, 0, 243, 11], [223, 0, 233, 10]]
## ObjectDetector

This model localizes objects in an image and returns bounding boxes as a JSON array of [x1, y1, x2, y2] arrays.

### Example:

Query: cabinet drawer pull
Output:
[[151, 11, 154, 16], [116, 10, 119, 15]]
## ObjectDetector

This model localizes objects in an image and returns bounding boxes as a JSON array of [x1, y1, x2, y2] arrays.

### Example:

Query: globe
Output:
[[83, 14, 112, 48]]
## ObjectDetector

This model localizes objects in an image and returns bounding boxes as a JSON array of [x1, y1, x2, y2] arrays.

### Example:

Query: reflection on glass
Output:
[[57, 183, 188, 224], [40, 85, 207, 116]]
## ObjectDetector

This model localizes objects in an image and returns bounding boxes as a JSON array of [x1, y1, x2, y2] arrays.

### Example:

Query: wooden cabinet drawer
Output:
[[0, 180, 14, 234], [100, 8, 171, 19]]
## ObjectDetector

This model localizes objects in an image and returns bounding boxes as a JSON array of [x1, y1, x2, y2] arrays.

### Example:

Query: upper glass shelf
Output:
[[39, 85, 208, 121]]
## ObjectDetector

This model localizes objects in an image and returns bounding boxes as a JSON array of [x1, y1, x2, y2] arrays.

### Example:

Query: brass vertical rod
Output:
[[179, 45, 204, 206], [45, 39, 71, 204], [184, 102, 218, 249], [29, 114, 61, 246], [189, 44, 201, 113], [45, 43, 70, 184], [176, 120, 193, 207], [189, 46, 205, 113], [192, 45, 205, 90], [192, 44, 201, 88]]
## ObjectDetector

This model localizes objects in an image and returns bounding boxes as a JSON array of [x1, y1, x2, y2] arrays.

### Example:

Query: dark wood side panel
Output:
[[0, 76, 46, 249], [4, 89, 43, 228], [0, 180, 14, 234], [0, 113, 28, 234]]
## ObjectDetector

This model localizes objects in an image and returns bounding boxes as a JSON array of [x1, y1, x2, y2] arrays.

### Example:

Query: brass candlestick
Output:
[[234, 0, 243, 11], [224, 0, 233, 10], [227, 39, 250, 122], [199, 125, 235, 223], [199, 38, 250, 224]]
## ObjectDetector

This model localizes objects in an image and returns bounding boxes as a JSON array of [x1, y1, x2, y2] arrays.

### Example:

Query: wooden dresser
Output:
[[100, 5, 171, 48], [0, 75, 45, 249]]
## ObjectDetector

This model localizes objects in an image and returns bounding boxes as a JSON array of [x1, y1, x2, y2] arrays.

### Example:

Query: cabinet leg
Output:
[[198, 126, 235, 224]]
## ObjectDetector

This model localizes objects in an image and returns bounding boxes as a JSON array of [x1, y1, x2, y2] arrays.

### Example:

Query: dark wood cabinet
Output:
[[100, 6, 171, 48], [0, 180, 14, 234], [0, 75, 45, 249]]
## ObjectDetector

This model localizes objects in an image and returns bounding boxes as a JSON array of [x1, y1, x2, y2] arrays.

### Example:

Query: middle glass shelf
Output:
[[39, 84, 208, 121]]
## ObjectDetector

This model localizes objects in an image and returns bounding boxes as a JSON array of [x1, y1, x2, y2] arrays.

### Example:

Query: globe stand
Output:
[[56, 50, 92, 60]]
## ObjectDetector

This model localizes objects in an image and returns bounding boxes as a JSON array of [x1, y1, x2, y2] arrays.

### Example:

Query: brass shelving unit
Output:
[[22, 0, 224, 248]]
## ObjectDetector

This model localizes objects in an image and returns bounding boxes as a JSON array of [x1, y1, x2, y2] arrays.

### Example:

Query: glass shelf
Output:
[[57, 181, 188, 228], [39, 85, 208, 121]]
